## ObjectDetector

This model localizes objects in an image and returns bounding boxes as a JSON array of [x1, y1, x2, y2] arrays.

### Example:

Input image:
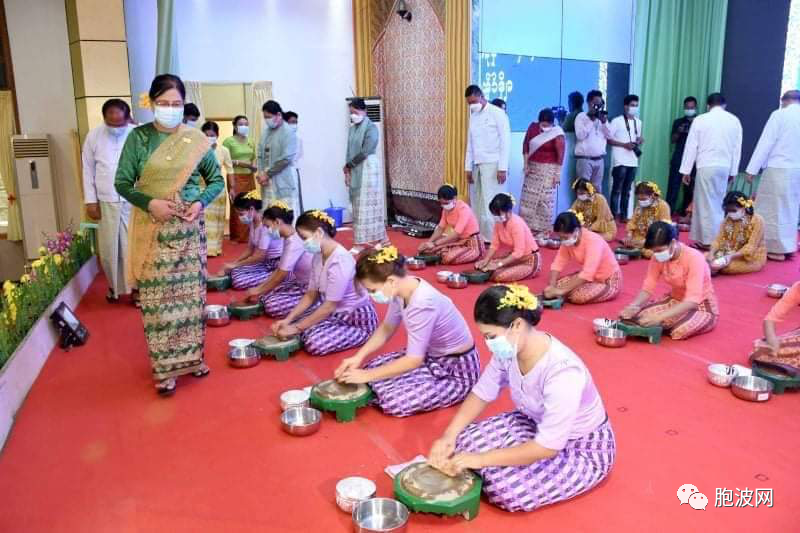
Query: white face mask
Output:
[[540, 125, 553, 132], [493, 214, 507, 223], [239, 213, 253, 225], [577, 194, 591, 202], [350, 113, 364, 124], [653, 247, 673, 263], [562, 232, 579, 247], [153, 105, 183, 129], [207, 135, 218, 147], [107, 125, 128, 137], [266, 116, 280, 129], [727, 209, 744, 221], [469, 103, 483, 114], [287, 123, 298, 132], [442, 201, 456, 211], [627, 106, 639, 117], [684, 109, 696, 117], [185, 119, 198, 128], [639, 198, 653, 208], [237, 124, 250, 136]]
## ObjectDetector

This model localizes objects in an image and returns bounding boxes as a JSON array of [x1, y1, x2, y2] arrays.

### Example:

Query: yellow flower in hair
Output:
[[244, 189, 261, 201], [20, 274, 31, 284], [572, 179, 595, 196], [568, 209, 585, 225], [646, 181, 662, 197], [309, 209, 335, 227], [269, 200, 290, 211], [138, 92, 152, 110], [497, 284, 539, 311], [737, 196, 753, 209], [369, 245, 399, 264]]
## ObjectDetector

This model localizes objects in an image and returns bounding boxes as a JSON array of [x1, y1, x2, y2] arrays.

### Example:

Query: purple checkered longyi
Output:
[[365, 348, 481, 417], [455, 411, 616, 512], [300, 303, 378, 356], [260, 279, 308, 318], [231, 257, 280, 290]]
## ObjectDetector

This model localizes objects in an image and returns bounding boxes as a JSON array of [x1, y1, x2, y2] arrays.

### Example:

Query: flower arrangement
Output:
[[368, 245, 399, 264], [0, 227, 92, 366], [497, 284, 539, 311]]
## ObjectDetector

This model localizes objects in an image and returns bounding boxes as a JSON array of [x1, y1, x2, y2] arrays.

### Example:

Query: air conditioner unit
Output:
[[12, 135, 60, 259], [346, 97, 388, 222]]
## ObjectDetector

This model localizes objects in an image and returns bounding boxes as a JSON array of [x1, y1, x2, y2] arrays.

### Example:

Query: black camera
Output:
[[632, 143, 642, 158]]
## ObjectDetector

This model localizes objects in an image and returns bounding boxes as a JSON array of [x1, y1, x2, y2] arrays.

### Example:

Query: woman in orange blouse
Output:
[[707, 192, 766, 275], [475, 193, 541, 282], [544, 211, 622, 304], [750, 281, 800, 375], [622, 181, 671, 258], [569, 179, 617, 242], [419, 185, 484, 265], [619, 221, 718, 340]]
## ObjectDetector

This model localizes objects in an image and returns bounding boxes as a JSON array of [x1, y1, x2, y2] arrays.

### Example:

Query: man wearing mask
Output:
[[666, 97, 697, 218], [606, 94, 644, 221], [574, 90, 610, 194], [464, 85, 511, 243], [680, 93, 742, 250], [258, 100, 299, 216], [82, 99, 135, 302], [284, 111, 304, 213], [745, 90, 800, 261], [182, 103, 200, 127]]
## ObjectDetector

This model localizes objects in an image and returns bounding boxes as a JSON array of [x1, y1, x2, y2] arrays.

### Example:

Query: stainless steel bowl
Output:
[[280, 406, 322, 436], [615, 253, 630, 265], [204, 304, 230, 327], [596, 327, 627, 348], [731, 376, 774, 402], [447, 274, 468, 289], [436, 270, 453, 283], [352, 498, 409, 533], [677, 223, 691, 232], [593, 318, 617, 334], [406, 258, 426, 271], [707, 363, 738, 387], [711, 256, 731, 270], [279, 389, 310, 411], [545, 238, 561, 249], [228, 338, 260, 368], [766, 283, 788, 298], [336, 477, 377, 513]]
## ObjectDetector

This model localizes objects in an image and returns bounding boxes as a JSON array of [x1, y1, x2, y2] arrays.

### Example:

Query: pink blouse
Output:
[[385, 280, 473, 358], [308, 245, 369, 311], [551, 228, 620, 282], [491, 213, 539, 259], [766, 281, 800, 322], [249, 223, 283, 258], [642, 244, 716, 304], [471, 335, 606, 451], [439, 200, 479, 238]]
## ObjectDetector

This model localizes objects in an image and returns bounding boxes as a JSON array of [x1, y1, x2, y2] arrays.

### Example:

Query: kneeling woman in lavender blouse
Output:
[[334, 246, 480, 417], [428, 284, 616, 512]]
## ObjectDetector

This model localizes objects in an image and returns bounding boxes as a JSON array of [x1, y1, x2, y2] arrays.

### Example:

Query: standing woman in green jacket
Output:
[[115, 74, 224, 396]]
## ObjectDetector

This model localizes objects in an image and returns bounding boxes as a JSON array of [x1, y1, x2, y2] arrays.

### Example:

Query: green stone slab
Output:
[[415, 254, 442, 265], [227, 302, 263, 320], [752, 364, 800, 395], [616, 320, 662, 344], [538, 296, 564, 310], [253, 335, 302, 361], [309, 381, 373, 422], [393, 463, 482, 521], [614, 247, 643, 258], [463, 270, 492, 284], [207, 274, 232, 291]]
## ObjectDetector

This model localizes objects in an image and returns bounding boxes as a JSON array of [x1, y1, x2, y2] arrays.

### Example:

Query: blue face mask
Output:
[[267, 226, 281, 239], [485, 325, 517, 360], [153, 105, 183, 129], [303, 236, 322, 254], [237, 124, 250, 136], [369, 290, 391, 305], [107, 125, 128, 137]]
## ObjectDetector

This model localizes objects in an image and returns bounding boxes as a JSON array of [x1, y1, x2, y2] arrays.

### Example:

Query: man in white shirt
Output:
[[607, 94, 644, 221], [745, 90, 800, 261], [464, 85, 511, 242], [285, 111, 304, 213], [574, 90, 610, 194], [680, 92, 742, 248], [82, 99, 134, 301]]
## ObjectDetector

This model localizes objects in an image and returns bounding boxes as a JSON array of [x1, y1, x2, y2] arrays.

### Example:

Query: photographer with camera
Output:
[[607, 94, 644, 222], [574, 90, 610, 194]]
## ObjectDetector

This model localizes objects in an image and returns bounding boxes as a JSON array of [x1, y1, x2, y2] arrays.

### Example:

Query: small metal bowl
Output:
[[228, 338, 260, 368], [204, 304, 230, 327], [447, 274, 468, 289], [707, 363, 738, 387], [352, 498, 409, 533], [593, 318, 617, 334], [544, 238, 561, 249], [280, 389, 310, 411], [405, 258, 426, 271], [336, 477, 377, 513], [711, 256, 731, 270], [596, 327, 626, 348], [766, 283, 788, 298], [280, 406, 322, 436], [436, 270, 453, 283], [730, 375, 774, 402], [615, 253, 630, 265], [677, 223, 691, 232]]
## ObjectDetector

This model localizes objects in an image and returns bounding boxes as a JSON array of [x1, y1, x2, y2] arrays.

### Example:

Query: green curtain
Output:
[[632, 0, 728, 193], [156, 0, 179, 75]]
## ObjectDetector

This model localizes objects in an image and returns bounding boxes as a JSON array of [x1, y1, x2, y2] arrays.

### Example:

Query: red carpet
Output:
[[0, 226, 797, 532]]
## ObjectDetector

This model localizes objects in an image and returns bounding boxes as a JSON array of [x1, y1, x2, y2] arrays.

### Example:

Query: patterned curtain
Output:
[[444, 0, 470, 202], [0, 91, 21, 241], [244, 81, 273, 153], [184, 81, 205, 124]]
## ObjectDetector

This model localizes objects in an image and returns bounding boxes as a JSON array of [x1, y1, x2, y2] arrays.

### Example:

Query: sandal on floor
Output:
[[105, 289, 119, 303], [767, 253, 787, 262], [155, 378, 177, 396], [131, 290, 141, 308], [192, 367, 210, 378]]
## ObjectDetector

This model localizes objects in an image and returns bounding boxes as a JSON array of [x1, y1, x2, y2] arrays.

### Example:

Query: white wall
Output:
[[124, 0, 356, 212], [5, 0, 81, 229]]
